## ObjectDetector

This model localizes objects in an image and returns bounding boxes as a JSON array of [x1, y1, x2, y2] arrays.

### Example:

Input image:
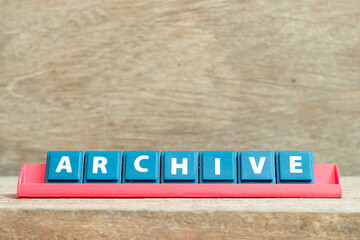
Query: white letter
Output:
[[55, 156, 72, 173], [290, 156, 303, 173], [215, 158, 220, 175], [134, 155, 149, 172], [171, 158, 188, 175], [93, 157, 107, 174], [249, 157, 266, 174]]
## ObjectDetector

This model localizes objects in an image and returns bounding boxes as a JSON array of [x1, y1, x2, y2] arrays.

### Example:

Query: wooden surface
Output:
[[0, 176, 359, 239], [1, 0, 360, 176]]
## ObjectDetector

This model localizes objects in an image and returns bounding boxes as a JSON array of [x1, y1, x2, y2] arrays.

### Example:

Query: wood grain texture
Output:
[[1, 0, 360, 176], [0, 176, 360, 239]]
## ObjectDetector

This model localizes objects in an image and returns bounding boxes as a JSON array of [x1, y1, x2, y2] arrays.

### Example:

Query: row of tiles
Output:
[[45, 151, 314, 184]]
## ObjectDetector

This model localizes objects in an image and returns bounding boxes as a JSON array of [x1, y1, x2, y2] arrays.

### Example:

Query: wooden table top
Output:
[[1, 176, 359, 239]]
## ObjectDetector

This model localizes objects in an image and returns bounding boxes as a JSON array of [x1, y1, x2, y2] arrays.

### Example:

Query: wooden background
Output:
[[1, 0, 359, 176]]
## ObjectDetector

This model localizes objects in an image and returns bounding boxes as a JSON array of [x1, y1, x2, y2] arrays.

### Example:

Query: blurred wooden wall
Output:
[[1, 0, 359, 176]]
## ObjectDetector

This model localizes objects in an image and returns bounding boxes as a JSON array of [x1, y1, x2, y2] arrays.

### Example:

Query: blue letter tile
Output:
[[161, 151, 198, 183], [239, 151, 276, 183], [46, 151, 84, 183], [200, 151, 237, 183], [84, 151, 122, 183], [276, 151, 314, 183], [123, 151, 160, 183]]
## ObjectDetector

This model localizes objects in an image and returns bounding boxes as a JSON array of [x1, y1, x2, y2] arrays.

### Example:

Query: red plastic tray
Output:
[[17, 163, 342, 198]]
